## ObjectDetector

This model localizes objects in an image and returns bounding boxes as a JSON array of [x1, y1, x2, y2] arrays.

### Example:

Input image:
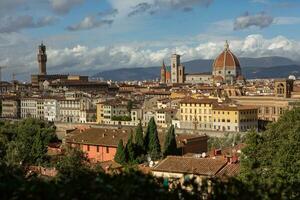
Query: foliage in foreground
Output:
[[1, 108, 300, 199], [0, 118, 58, 166]]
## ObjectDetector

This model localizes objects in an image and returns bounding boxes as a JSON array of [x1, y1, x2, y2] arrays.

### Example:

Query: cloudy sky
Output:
[[1, 0, 300, 81]]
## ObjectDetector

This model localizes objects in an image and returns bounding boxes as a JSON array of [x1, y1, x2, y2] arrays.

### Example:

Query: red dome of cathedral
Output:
[[213, 41, 241, 72]]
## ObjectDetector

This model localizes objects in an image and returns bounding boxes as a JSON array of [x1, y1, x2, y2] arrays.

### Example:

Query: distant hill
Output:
[[92, 56, 300, 81], [243, 65, 300, 79]]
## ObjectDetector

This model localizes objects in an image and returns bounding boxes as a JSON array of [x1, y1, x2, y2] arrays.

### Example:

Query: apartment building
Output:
[[212, 104, 258, 132], [96, 100, 129, 124], [58, 96, 94, 123], [21, 97, 44, 119], [44, 98, 60, 122], [179, 98, 217, 130], [155, 108, 177, 128], [1, 97, 20, 118]]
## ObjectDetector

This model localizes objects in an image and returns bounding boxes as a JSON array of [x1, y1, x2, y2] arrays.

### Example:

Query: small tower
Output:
[[37, 42, 47, 75], [160, 60, 166, 83]]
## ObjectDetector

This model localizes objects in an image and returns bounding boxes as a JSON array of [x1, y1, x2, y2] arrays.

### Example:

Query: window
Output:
[[97, 146, 99, 152], [106, 147, 109, 153], [87, 145, 90, 151]]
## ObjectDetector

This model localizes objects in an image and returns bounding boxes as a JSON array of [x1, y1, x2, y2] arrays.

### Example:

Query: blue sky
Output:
[[1, 0, 300, 80]]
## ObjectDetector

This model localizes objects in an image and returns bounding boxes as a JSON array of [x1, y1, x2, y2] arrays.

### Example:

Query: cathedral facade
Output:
[[160, 41, 244, 85]]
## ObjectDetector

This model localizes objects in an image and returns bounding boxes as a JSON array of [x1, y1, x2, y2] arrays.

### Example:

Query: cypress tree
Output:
[[125, 133, 135, 164], [114, 139, 126, 164], [163, 125, 177, 157], [147, 117, 161, 160], [135, 121, 145, 155]]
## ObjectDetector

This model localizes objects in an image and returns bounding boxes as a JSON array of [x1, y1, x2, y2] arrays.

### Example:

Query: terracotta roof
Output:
[[65, 128, 132, 147], [216, 163, 240, 178], [98, 160, 122, 170], [66, 128, 207, 150], [213, 75, 224, 81], [180, 97, 217, 104], [153, 156, 227, 176]]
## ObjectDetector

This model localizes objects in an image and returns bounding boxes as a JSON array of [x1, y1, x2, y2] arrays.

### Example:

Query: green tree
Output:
[[56, 147, 89, 179], [239, 107, 300, 199], [163, 125, 177, 157], [135, 121, 145, 155], [146, 117, 161, 160], [125, 133, 136, 164], [0, 118, 57, 166], [114, 139, 126, 164]]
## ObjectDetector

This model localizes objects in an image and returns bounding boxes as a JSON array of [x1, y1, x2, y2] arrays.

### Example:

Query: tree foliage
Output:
[[135, 121, 145, 155], [146, 117, 161, 160], [163, 125, 177, 157], [125, 133, 136, 164], [0, 118, 57, 166], [239, 107, 300, 199], [114, 139, 126, 164]]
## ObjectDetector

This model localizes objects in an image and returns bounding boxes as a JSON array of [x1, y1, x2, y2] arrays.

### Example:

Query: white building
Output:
[[21, 97, 44, 119], [185, 73, 212, 85], [155, 108, 177, 128], [44, 98, 59, 122]]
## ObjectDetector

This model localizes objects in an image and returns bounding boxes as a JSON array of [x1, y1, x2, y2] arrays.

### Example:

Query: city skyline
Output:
[[1, 0, 300, 80]]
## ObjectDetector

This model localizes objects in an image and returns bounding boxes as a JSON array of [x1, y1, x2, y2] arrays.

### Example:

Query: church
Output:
[[160, 41, 245, 85]]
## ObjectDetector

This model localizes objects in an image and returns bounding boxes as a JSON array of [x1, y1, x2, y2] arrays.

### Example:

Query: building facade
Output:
[[1, 98, 20, 118], [212, 104, 258, 132], [44, 98, 59, 122], [179, 98, 216, 130], [185, 73, 212, 85]]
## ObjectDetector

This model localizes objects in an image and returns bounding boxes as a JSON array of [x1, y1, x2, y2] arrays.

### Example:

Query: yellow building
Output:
[[179, 98, 217, 130], [212, 104, 258, 132]]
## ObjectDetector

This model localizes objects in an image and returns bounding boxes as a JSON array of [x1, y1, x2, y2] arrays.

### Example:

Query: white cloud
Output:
[[234, 12, 273, 30], [67, 16, 113, 31], [0, 15, 58, 33], [109, 0, 213, 17], [49, 0, 84, 14], [44, 34, 300, 73], [2, 34, 300, 81]]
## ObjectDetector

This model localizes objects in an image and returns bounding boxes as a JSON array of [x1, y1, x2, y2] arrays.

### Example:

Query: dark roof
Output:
[[152, 156, 227, 176], [65, 128, 132, 147], [66, 128, 207, 149]]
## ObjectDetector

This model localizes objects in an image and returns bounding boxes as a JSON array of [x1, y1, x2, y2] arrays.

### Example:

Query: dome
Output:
[[213, 41, 241, 72]]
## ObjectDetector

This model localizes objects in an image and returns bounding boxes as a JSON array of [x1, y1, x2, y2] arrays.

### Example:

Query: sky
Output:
[[1, 0, 300, 81]]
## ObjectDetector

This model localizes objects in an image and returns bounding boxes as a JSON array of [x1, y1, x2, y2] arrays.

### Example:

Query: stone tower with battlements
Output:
[[37, 42, 47, 75]]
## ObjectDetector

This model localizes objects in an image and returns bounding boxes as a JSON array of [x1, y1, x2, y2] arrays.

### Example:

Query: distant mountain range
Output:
[[92, 56, 300, 81]]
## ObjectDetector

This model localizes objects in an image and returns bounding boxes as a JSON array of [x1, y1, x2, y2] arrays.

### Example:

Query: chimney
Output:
[[102, 133, 106, 138]]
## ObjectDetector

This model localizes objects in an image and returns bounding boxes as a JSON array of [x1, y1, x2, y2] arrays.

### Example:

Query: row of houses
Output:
[[62, 127, 240, 182], [1, 92, 96, 123], [95, 96, 258, 132]]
